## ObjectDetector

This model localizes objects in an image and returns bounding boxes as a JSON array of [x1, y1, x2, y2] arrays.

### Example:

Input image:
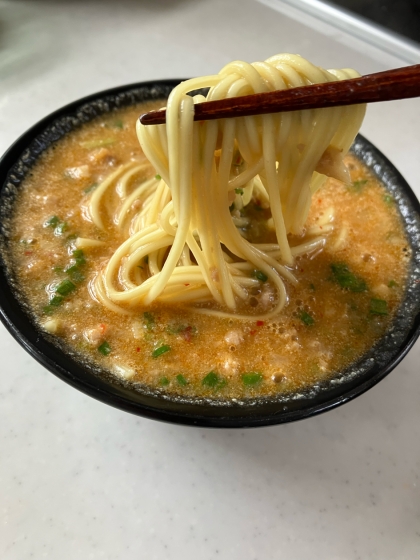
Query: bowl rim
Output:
[[1, 79, 420, 428]]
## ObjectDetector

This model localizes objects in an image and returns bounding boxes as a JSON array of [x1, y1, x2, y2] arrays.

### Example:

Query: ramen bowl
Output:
[[0, 81, 419, 428]]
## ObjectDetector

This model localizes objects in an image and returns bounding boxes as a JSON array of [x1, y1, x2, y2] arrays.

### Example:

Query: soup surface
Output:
[[8, 102, 411, 399]]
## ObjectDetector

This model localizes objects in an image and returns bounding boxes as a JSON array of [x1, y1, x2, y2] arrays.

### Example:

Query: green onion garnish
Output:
[[202, 371, 220, 388], [55, 279, 76, 296], [300, 311, 315, 326], [44, 296, 64, 315], [235, 188, 244, 195], [383, 194, 394, 205], [84, 183, 98, 194], [202, 371, 227, 389], [152, 344, 171, 358], [143, 311, 155, 330], [62, 250, 86, 283], [65, 234, 78, 244], [176, 374, 188, 386], [369, 298, 388, 316], [98, 341, 111, 356], [159, 377, 170, 386], [54, 221, 68, 235], [44, 216, 60, 228], [388, 280, 399, 288], [64, 264, 79, 275], [72, 249, 86, 266], [330, 263, 367, 292], [242, 372, 263, 386], [349, 179, 367, 192], [155, 174, 161, 180], [253, 270, 268, 282], [50, 295, 64, 306], [48, 295, 64, 307]]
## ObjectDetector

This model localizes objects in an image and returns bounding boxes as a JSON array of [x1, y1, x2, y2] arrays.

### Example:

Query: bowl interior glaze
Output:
[[0, 80, 420, 428]]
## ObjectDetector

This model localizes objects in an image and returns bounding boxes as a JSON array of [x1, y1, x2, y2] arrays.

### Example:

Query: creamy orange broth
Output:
[[9, 102, 410, 399]]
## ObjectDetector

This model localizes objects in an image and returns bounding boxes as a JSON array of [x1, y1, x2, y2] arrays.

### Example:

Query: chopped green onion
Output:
[[242, 372, 263, 386], [330, 263, 367, 292], [65, 233, 78, 244], [44, 216, 60, 228], [159, 376, 170, 386], [43, 307, 55, 315], [176, 374, 188, 386], [50, 295, 64, 306], [55, 279, 76, 296], [369, 298, 388, 316], [388, 280, 399, 288], [98, 341, 111, 356], [54, 221, 68, 235], [383, 194, 394, 205], [253, 270, 268, 282], [349, 179, 367, 192], [84, 183, 98, 194], [300, 311, 315, 326], [202, 371, 220, 388], [72, 249, 86, 266], [112, 120, 124, 129], [53, 266, 64, 273], [235, 188, 244, 195], [201, 371, 227, 389], [143, 311, 155, 330], [155, 174, 161, 180], [65, 264, 78, 274], [152, 344, 171, 358]]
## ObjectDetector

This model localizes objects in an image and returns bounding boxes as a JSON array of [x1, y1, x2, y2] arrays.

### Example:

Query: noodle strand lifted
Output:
[[89, 54, 366, 319]]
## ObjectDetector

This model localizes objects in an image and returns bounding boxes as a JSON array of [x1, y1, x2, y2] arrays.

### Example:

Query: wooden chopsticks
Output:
[[139, 64, 420, 126]]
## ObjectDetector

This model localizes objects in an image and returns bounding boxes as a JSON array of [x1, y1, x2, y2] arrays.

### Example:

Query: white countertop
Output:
[[1, 1, 420, 558]]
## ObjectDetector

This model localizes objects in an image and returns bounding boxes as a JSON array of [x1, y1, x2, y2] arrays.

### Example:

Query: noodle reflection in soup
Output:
[[7, 54, 411, 399]]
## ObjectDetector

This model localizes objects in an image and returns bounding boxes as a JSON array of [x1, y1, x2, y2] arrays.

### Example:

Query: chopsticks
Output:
[[139, 64, 420, 126]]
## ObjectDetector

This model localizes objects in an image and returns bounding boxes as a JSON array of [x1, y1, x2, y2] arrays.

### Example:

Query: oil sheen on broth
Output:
[[9, 102, 410, 399]]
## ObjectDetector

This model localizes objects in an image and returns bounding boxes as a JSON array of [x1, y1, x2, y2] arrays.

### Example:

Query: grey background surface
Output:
[[1, 1, 419, 558]]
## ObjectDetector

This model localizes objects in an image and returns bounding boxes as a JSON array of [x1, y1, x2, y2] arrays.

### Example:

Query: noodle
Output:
[[88, 54, 365, 319]]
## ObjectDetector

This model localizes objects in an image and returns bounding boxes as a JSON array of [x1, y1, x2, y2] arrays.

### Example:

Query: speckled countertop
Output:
[[1, 1, 420, 558]]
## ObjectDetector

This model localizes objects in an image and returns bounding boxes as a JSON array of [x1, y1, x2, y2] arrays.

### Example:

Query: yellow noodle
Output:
[[93, 54, 365, 319]]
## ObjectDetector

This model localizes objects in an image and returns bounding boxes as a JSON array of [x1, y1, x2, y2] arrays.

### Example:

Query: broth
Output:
[[8, 102, 411, 399]]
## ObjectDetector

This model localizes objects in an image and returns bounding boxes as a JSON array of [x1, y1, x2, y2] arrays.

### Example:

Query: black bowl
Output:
[[1, 80, 420, 428]]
